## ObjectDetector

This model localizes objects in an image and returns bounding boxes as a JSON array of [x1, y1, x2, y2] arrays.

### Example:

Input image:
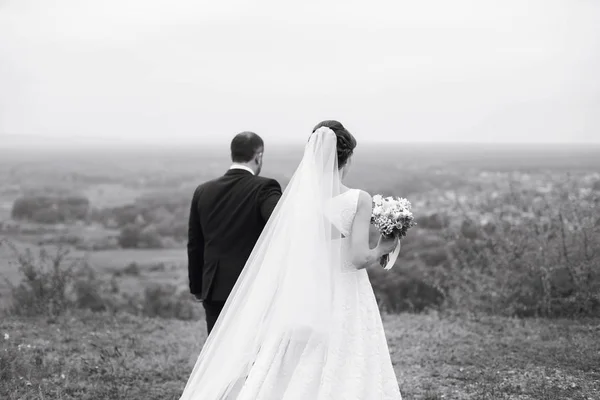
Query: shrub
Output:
[[140, 284, 197, 320], [73, 267, 112, 312], [122, 262, 141, 276], [111, 204, 140, 226], [1, 240, 114, 317], [1, 240, 202, 321], [75, 235, 119, 251], [118, 224, 142, 248], [4, 242, 76, 317], [437, 177, 600, 317], [117, 223, 164, 249], [138, 224, 163, 248]]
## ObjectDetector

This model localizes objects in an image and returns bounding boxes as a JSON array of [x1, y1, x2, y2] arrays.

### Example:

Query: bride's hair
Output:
[[312, 120, 357, 168]]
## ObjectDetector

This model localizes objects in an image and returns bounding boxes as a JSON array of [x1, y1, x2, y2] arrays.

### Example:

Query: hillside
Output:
[[1, 311, 599, 399], [1, 144, 599, 399]]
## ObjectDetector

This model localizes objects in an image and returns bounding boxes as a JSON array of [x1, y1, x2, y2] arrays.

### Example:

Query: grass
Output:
[[1, 311, 598, 400], [385, 312, 600, 399]]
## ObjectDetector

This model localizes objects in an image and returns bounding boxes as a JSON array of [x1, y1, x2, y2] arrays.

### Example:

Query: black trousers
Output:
[[202, 299, 226, 335]]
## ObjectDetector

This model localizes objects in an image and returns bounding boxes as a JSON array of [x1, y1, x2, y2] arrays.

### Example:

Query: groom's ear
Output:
[[255, 151, 263, 164]]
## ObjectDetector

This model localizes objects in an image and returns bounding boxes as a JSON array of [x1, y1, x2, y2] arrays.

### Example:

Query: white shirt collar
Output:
[[229, 164, 255, 175]]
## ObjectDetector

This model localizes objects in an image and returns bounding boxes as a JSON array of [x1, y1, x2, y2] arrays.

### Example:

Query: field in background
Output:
[[1, 143, 599, 399]]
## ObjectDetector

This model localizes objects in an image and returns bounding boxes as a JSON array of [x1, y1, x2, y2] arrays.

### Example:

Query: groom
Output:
[[187, 132, 282, 334]]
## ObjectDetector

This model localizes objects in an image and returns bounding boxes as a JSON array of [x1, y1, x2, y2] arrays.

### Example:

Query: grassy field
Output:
[[1, 311, 599, 400]]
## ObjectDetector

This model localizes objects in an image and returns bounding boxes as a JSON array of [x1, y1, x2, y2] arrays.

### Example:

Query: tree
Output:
[[118, 224, 142, 248]]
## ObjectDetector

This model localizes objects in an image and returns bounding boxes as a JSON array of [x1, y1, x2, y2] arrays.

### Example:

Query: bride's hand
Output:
[[377, 235, 399, 256]]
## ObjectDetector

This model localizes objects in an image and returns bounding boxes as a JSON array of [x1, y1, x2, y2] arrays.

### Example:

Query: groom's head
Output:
[[230, 131, 264, 175]]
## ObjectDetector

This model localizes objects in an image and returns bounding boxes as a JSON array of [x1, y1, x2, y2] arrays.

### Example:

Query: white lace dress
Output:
[[233, 189, 402, 399]]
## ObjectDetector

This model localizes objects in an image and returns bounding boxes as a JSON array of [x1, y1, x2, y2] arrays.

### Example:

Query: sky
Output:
[[0, 0, 599, 147]]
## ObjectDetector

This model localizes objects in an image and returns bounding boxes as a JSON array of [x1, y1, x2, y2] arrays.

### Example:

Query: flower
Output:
[[373, 194, 383, 206], [3, 333, 8, 340], [373, 205, 383, 216]]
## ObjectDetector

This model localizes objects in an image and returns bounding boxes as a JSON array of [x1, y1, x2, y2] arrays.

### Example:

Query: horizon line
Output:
[[1, 135, 600, 148]]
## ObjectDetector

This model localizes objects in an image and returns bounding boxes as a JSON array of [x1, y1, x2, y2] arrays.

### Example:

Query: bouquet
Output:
[[370, 195, 416, 269]]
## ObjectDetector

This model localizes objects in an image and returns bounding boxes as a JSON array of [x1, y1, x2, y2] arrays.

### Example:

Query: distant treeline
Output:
[[91, 193, 188, 248], [10, 193, 189, 249], [11, 195, 90, 224]]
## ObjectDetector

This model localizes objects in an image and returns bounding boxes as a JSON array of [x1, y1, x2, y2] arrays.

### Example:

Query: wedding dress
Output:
[[180, 128, 402, 400]]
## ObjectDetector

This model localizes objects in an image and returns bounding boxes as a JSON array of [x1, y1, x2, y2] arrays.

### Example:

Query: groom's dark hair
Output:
[[230, 131, 264, 163], [312, 120, 357, 168]]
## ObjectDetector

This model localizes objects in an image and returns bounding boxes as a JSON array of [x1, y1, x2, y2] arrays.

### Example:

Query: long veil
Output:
[[180, 127, 343, 399]]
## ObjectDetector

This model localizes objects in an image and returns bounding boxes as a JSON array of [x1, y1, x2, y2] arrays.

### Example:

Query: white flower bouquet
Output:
[[371, 195, 416, 269]]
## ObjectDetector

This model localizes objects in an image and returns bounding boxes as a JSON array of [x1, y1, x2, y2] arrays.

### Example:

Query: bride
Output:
[[180, 120, 402, 399]]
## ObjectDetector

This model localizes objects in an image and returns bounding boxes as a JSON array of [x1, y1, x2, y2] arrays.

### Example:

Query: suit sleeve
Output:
[[187, 188, 204, 296], [258, 179, 282, 222]]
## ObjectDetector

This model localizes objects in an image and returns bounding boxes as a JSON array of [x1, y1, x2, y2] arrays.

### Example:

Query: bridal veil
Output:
[[180, 127, 345, 399]]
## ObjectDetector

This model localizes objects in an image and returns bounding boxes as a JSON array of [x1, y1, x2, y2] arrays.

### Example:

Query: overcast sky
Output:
[[0, 0, 598, 146]]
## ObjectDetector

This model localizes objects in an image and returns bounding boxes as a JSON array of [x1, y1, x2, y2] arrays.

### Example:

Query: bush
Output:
[[4, 243, 76, 317], [118, 224, 142, 248], [138, 225, 163, 248], [122, 262, 141, 276], [436, 178, 600, 317], [117, 224, 163, 249], [75, 235, 119, 251], [140, 284, 196, 320], [111, 204, 140, 226], [1, 239, 199, 321], [73, 267, 112, 312]]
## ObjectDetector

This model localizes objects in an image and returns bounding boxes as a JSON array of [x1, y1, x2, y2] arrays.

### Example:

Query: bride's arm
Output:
[[350, 191, 397, 269]]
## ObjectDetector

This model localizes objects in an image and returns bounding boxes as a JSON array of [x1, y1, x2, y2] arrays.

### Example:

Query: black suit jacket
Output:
[[187, 169, 282, 301]]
